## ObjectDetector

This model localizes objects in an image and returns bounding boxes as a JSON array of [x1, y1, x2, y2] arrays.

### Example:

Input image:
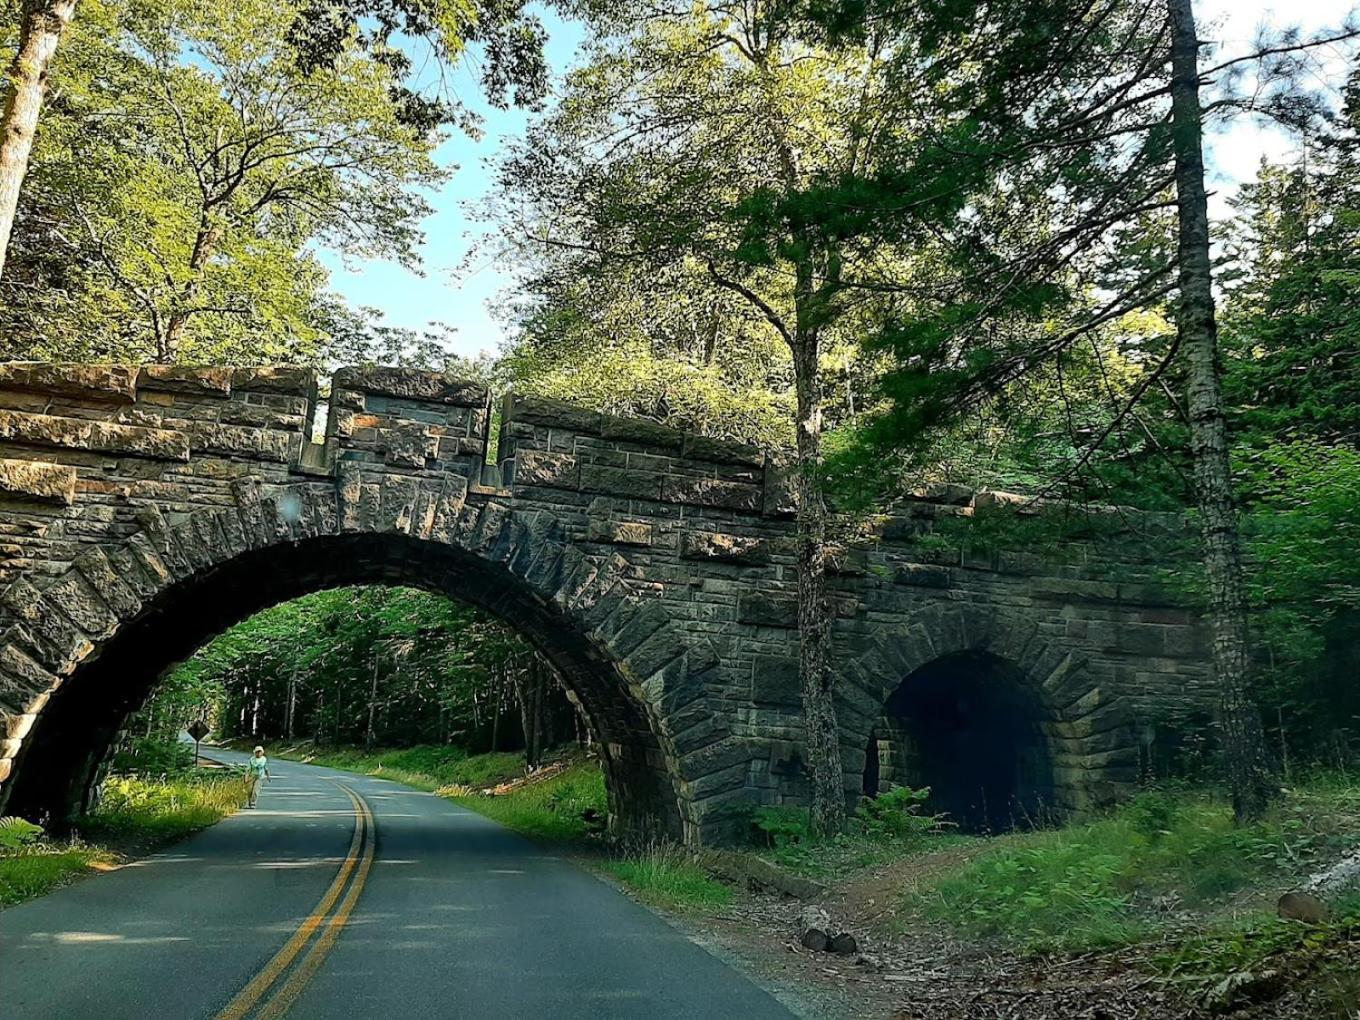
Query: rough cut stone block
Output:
[[904, 482, 975, 505], [600, 416, 685, 450], [0, 409, 88, 449], [44, 574, 117, 639], [384, 424, 439, 468], [230, 366, 318, 396], [0, 363, 137, 403], [580, 463, 660, 500], [137, 365, 233, 397], [513, 450, 579, 490], [621, 626, 688, 680], [0, 459, 76, 505], [762, 459, 797, 517], [73, 548, 140, 620], [88, 421, 190, 460], [588, 519, 654, 546], [0, 643, 56, 704], [0, 410, 190, 461], [218, 403, 304, 430], [680, 532, 769, 565], [738, 592, 797, 628], [681, 433, 765, 467], [892, 564, 951, 588], [1116, 582, 1174, 605], [1113, 624, 1166, 657], [661, 475, 761, 511], [1032, 578, 1120, 601], [188, 423, 290, 463], [331, 366, 487, 406], [752, 656, 802, 706], [508, 395, 602, 434], [826, 546, 867, 576]]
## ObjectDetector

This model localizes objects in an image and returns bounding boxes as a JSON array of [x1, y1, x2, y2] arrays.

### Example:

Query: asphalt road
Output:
[[0, 751, 793, 1019]]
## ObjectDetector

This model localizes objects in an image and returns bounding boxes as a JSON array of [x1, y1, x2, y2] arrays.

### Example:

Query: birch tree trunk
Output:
[[0, 0, 76, 280], [792, 331, 846, 836], [364, 659, 379, 750], [1168, 0, 1277, 822]]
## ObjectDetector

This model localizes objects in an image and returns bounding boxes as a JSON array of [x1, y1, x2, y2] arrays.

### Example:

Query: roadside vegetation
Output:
[[747, 786, 972, 882], [903, 775, 1360, 952], [275, 744, 528, 793], [0, 771, 247, 906], [603, 845, 733, 912]]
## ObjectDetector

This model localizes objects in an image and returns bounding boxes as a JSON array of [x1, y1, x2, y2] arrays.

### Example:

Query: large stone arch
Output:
[[0, 476, 723, 841], [835, 603, 1139, 818]]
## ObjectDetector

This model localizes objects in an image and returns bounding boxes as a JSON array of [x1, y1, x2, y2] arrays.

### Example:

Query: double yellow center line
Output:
[[217, 784, 376, 1020]]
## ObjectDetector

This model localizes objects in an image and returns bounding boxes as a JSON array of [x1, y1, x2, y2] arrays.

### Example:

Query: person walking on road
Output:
[[246, 747, 271, 808]]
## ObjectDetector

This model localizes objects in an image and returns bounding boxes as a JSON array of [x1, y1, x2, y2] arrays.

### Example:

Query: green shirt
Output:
[[247, 756, 268, 778]]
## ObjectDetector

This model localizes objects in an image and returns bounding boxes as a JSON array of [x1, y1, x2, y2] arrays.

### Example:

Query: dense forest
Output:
[[2, 0, 1358, 818], [126, 587, 578, 767]]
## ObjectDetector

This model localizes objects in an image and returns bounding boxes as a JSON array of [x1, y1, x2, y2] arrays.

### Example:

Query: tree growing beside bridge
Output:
[[494, 0, 926, 835]]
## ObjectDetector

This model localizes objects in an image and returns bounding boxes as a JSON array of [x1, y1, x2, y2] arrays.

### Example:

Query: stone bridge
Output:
[[0, 364, 1212, 842]]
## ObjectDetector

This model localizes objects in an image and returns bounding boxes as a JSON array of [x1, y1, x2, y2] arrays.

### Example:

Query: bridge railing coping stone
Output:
[[0, 364, 1187, 535]]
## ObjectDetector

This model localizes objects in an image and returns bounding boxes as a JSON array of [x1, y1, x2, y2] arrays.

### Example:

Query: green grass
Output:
[[0, 846, 113, 905], [767, 827, 973, 881], [903, 775, 1360, 952], [446, 761, 608, 842], [603, 845, 734, 912], [79, 773, 249, 844], [271, 744, 526, 792], [748, 790, 972, 882], [1, 772, 247, 906]]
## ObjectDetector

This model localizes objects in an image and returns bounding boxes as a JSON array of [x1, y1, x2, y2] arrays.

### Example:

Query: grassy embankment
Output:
[[0, 772, 248, 906], [878, 772, 1360, 1006], [902, 774, 1360, 952], [742, 775, 1360, 1008], [267, 742, 732, 911]]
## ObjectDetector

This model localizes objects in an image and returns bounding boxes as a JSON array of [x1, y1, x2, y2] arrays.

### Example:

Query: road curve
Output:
[[0, 752, 793, 1019]]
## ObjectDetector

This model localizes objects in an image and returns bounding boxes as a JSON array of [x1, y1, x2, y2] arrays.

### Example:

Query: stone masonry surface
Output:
[[0, 364, 1212, 843]]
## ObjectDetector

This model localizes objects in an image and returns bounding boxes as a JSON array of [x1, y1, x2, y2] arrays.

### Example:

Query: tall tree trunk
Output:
[[792, 331, 846, 836], [515, 660, 535, 766], [284, 671, 297, 741], [160, 215, 223, 359], [364, 659, 379, 751], [491, 664, 503, 753], [1168, 0, 1276, 822], [0, 0, 75, 280]]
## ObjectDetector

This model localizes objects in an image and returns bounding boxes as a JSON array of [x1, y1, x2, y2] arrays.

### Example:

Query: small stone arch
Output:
[[836, 604, 1139, 824], [0, 475, 722, 842]]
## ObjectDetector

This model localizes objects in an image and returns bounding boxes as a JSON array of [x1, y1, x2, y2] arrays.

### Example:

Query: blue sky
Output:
[[316, 8, 586, 360], [320, 1, 1357, 362]]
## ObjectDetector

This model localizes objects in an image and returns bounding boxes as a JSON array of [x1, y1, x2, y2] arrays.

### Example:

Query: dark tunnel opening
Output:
[[864, 651, 1054, 833]]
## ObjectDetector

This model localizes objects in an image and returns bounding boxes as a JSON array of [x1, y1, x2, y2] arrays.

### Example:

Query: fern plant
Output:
[[0, 816, 43, 850]]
